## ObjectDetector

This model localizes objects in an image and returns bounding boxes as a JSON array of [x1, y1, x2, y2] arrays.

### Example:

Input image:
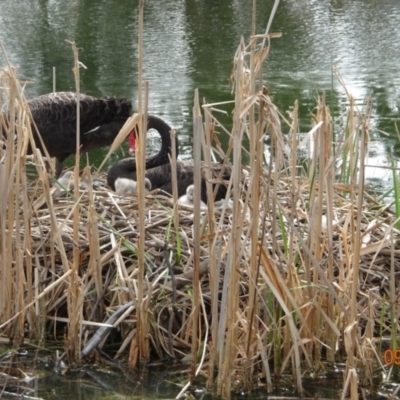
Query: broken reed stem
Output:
[[261, 0, 280, 49], [189, 89, 202, 382]]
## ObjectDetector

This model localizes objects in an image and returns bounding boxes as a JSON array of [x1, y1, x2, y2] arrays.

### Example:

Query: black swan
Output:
[[107, 115, 178, 189], [107, 116, 232, 204], [22, 92, 132, 176]]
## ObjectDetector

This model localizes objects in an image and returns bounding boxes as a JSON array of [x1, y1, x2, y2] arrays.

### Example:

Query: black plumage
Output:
[[26, 91, 132, 176], [107, 116, 231, 203]]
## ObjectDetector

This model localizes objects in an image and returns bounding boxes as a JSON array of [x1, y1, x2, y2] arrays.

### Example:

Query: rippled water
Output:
[[1, 0, 400, 192], [0, 351, 345, 400], [268, 0, 400, 191]]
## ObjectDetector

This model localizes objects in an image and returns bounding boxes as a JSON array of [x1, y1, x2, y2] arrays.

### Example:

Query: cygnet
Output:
[[114, 177, 152, 196], [53, 170, 75, 196], [214, 198, 234, 209], [178, 185, 207, 208]]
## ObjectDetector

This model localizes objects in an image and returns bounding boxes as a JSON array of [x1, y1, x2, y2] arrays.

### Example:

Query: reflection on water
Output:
[[1, 351, 348, 399], [8, 349, 396, 399]]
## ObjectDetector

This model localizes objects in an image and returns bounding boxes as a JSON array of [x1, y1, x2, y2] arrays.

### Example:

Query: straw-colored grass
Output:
[[1, 6, 400, 400]]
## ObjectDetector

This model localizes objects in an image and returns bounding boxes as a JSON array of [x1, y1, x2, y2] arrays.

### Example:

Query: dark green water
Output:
[[1, 0, 400, 190], [0, 350, 347, 399], [1, 1, 399, 398]]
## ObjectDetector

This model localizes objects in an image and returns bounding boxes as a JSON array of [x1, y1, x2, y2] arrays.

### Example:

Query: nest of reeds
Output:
[[7, 160, 400, 359]]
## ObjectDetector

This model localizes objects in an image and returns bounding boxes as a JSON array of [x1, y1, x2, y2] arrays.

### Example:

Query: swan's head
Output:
[[57, 170, 74, 186], [53, 170, 75, 196], [144, 178, 152, 191], [60, 170, 74, 180], [79, 176, 90, 190], [186, 185, 195, 203]]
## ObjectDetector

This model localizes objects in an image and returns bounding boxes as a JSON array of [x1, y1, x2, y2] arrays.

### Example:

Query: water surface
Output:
[[1, 0, 399, 190]]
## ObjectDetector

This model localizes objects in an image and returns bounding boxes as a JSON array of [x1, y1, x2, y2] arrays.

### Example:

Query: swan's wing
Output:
[[29, 92, 131, 132], [145, 160, 194, 197], [28, 92, 132, 162]]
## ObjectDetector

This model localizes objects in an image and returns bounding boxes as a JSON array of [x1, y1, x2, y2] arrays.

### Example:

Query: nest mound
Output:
[[19, 170, 399, 361]]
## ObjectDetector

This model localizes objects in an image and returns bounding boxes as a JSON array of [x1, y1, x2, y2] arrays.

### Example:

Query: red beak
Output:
[[128, 131, 136, 155]]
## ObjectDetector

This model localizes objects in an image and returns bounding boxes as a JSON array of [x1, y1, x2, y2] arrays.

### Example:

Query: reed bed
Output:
[[1, 15, 400, 400]]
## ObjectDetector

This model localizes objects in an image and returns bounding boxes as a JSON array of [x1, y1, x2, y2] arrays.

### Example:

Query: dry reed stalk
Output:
[[242, 1, 261, 391], [66, 40, 84, 362], [303, 94, 337, 370], [21, 163, 36, 335], [170, 129, 179, 231], [1, 69, 19, 339], [0, 270, 72, 331], [133, 0, 150, 366], [266, 104, 281, 381], [165, 131, 180, 359], [345, 95, 369, 399], [110, 234, 136, 304], [189, 89, 203, 382], [86, 167, 103, 312], [283, 100, 300, 372], [0, 63, 49, 343], [216, 38, 246, 398], [321, 95, 336, 364], [15, 121, 31, 339], [307, 94, 330, 367], [11, 80, 26, 344], [324, 88, 355, 396], [286, 101, 299, 275], [244, 0, 264, 391], [388, 229, 397, 380], [98, 113, 140, 173], [299, 105, 319, 368], [203, 108, 219, 391]]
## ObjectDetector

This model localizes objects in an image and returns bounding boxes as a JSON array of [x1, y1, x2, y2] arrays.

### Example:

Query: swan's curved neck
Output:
[[145, 115, 179, 169], [106, 115, 178, 190]]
